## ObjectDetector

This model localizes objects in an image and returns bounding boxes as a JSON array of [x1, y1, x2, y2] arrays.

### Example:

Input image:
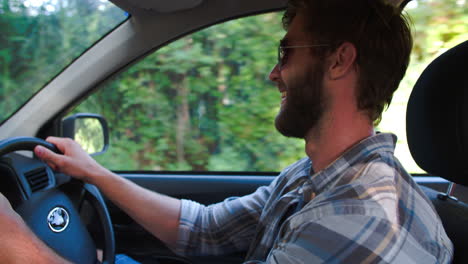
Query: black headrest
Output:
[[407, 40, 468, 186]]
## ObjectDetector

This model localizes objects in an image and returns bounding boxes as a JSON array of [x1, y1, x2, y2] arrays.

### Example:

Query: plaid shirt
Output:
[[175, 133, 453, 263]]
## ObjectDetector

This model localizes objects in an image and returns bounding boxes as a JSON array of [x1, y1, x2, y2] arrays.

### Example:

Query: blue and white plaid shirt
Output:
[[175, 133, 453, 263]]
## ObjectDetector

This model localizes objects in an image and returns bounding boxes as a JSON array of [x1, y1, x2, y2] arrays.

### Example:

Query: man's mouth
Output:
[[281, 91, 287, 104]]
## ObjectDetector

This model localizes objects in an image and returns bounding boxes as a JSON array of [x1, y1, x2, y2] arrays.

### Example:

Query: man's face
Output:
[[271, 14, 328, 139]]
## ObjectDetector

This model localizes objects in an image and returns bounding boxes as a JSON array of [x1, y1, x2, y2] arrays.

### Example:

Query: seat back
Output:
[[406, 40, 468, 263]]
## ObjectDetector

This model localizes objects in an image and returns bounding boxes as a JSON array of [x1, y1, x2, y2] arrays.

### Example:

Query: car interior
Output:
[[0, 0, 467, 263]]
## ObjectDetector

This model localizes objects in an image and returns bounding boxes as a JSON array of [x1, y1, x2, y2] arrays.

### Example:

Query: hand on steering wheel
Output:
[[34, 137, 108, 184]]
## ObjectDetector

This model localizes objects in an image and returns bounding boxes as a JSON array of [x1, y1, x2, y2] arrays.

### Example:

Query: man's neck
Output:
[[304, 110, 374, 173]]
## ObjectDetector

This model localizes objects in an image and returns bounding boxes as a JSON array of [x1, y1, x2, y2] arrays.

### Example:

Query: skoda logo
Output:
[[47, 207, 70, 233]]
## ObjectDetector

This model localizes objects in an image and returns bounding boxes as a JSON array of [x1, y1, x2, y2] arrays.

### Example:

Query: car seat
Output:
[[406, 40, 468, 264]]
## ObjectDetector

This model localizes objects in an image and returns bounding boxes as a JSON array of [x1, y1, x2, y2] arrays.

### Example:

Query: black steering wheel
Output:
[[0, 137, 115, 264]]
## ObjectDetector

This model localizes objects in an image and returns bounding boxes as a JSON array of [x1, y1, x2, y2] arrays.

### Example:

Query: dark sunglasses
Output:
[[277, 43, 329, 70]]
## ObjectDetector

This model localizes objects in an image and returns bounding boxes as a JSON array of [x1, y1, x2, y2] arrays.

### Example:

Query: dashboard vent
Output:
[[25, 167, 49, 192]]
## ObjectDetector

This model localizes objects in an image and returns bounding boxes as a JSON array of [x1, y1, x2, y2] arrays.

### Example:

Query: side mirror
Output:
[[62, 113, 109, 156]]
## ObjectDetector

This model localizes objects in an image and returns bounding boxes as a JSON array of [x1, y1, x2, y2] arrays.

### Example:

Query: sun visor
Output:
[[110, 0, 204, 15]]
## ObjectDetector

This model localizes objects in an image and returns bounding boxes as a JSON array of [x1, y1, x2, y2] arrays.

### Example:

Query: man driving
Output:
[[0, 0, 453, 263]]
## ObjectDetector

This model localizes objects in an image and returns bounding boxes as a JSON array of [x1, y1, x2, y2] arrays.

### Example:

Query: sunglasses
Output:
[[277, 43, 329, 70]]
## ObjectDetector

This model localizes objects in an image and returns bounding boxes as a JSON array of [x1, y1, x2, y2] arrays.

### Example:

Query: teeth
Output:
[[281, 91, 287, 98]]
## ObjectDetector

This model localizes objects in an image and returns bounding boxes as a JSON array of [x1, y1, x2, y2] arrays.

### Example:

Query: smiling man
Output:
[[0, 0, 454, 263]]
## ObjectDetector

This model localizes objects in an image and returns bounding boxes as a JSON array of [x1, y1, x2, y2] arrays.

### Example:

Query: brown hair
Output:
[[283, 0, 413, 125]]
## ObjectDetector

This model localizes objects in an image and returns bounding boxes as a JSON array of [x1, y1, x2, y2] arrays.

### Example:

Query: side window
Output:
[[73, 13, 305, 171], [378, 0, 468, 173]]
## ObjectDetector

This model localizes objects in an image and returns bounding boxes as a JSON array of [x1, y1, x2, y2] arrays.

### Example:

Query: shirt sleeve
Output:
[[256, 215, 446, 264], [173, 176, 280, 257]]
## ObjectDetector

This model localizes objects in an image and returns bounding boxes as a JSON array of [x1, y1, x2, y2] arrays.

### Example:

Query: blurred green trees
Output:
[[0, 0, 126, 120], [379, 0, 468, 173], [75, 12, 305, 171]]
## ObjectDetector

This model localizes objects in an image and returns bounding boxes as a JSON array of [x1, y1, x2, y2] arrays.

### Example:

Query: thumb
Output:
[[34, 145, 62, 171]]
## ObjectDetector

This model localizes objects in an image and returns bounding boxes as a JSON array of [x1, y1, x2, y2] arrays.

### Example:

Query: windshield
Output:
[[0, 0, 127, 123]]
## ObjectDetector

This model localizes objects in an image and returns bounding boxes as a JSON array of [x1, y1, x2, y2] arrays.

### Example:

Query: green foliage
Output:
[[75, 13, 305, 172], [378, 0, 468, 173], [74, 117, 105, 154], [0, 0, 126, 121]]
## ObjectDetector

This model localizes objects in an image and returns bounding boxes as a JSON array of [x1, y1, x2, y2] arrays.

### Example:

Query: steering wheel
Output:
[[0, 137, 115, 264]]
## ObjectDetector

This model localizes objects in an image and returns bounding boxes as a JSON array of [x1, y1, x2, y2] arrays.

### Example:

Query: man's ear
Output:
[[327, 42, 357, 80]]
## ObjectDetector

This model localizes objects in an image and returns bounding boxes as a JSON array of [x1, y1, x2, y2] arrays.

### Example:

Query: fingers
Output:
[[34, 137, 78, 171], [34, 145, 63, 171], [44, 136, 75, 154], [35, 137, 99, 182]]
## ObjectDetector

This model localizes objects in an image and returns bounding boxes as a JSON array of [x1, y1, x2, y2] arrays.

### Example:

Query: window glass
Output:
[[378, 0, 468, 173], [74, 13, 305, 171], [0, 0, 127, 123], [73, 1, 467, 173]]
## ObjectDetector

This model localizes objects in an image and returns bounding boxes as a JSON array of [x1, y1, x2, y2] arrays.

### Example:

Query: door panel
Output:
[[108, 173, 274, 263], [106, 173, 467, 263]]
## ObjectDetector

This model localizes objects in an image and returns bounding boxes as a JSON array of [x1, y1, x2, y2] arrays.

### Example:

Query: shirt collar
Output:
[[305, 132, 397, 195]]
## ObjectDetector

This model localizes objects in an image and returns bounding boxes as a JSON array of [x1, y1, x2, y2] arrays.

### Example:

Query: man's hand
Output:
[[34, 137, 108, 184]]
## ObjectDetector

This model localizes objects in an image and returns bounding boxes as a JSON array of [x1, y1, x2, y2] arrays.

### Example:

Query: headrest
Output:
[[406, 40, 468, 186]]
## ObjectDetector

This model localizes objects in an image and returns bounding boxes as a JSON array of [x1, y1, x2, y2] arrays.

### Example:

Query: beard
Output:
[[274, 60, 327, 139]]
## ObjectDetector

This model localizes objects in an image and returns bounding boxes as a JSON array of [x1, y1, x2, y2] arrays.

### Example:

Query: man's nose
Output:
[[269, 64, 281, 82]]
